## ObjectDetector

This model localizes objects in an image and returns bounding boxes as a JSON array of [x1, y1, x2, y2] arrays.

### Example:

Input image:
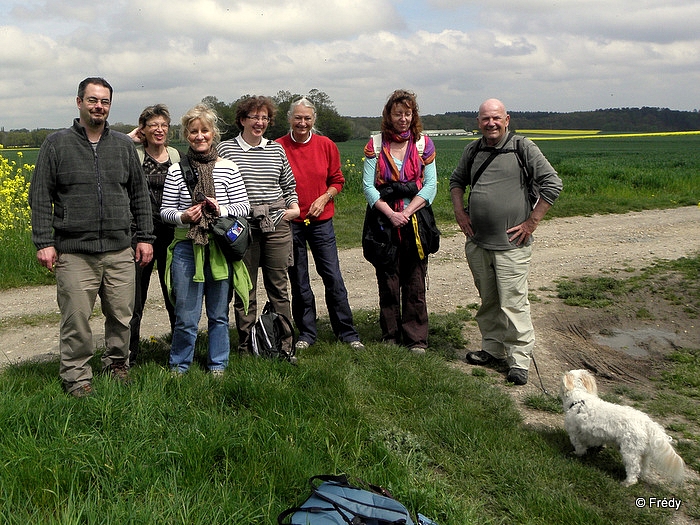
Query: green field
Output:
[[332, 134, 700, 245], [1, 135, 699, 523], [2, 134, 699, 285]]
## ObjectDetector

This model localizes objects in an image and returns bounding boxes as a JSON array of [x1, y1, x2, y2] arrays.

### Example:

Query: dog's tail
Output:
[[648, 423, 685, 484]]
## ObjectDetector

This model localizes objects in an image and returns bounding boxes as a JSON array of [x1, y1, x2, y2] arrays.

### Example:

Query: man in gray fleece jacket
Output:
[[29, 77, 154, 397]]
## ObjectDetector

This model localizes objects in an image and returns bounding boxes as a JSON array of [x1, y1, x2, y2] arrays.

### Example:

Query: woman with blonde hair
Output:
[[161, 104, 250, 375]]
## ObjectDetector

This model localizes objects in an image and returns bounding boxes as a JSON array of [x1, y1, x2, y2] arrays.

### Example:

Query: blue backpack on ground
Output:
[[277, 474, 439, 525]]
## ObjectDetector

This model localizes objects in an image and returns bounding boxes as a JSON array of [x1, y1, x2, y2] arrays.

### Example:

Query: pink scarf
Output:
[[364, 132, 436, 210]]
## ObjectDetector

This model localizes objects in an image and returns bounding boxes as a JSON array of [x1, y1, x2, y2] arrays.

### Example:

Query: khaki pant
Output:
[[55, 248, 135, 392], [465, 241, 534, 370]]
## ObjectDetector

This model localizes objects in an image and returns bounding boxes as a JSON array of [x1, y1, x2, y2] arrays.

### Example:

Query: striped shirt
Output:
[[217, 135, 298, 208], [160, 158, 250, 227]]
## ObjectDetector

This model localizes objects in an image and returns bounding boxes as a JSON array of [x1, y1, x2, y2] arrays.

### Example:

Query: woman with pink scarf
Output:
[[362, 90, 437, 353]]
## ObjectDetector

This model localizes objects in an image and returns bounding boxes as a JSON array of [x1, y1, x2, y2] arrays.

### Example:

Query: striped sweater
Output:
[[160, 158, 250, 227], [216, 135, 298, 208]]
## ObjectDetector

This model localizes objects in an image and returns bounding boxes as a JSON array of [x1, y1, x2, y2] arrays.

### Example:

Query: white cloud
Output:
[[1, 0, 699, 130]]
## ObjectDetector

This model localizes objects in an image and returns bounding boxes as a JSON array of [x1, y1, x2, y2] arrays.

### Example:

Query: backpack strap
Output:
[[372, 133, 426, 157], [466, 131, 516, 188], [179, 156, 198, 200], [372, 133, 382, 156]]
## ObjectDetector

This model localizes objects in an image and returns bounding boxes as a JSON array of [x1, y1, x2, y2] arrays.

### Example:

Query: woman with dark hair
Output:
[[217, 96, 299, 354], [127, 104, 180, 363], [161, 104, 250, 375], [362, 90, 437, 353]]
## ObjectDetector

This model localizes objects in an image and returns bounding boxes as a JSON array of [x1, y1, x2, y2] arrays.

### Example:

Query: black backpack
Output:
[[250, 302, 296, 364]]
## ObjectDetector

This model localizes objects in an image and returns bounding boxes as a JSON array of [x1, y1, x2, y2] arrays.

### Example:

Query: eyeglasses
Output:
[[246, 115, 270, 123], [83, 97, 111, 107], [146, 123, 169, 130]]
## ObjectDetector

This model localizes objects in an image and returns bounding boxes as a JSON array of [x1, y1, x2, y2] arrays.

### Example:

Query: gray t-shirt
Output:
[[450, 134, 562, 250]]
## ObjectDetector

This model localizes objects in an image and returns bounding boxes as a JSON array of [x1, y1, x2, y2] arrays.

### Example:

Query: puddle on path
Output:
[[593, 328, 678, 357]]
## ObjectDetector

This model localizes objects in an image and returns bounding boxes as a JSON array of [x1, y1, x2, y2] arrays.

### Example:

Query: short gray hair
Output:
[[287, 97, 319, 134]]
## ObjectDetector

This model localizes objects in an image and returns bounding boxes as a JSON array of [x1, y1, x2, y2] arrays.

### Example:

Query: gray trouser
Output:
[[55, 248, 135, 392], [234, 221, 293, 352], [465, 241, 534, 370]]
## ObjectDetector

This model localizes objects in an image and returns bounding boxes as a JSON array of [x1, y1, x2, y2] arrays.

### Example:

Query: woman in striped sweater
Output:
[[217, 96, 300, 354]]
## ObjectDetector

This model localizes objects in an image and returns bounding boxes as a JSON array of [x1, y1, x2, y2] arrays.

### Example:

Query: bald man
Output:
[[449, 99, 562, 385]]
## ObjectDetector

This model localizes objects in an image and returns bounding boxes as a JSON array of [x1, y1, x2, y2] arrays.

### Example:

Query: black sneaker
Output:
[[465, 350, 496, 365], [507, 368, 528, 385]]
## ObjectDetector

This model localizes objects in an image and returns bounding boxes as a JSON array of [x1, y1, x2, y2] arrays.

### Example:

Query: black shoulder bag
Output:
[[179, 156, 251, 261]]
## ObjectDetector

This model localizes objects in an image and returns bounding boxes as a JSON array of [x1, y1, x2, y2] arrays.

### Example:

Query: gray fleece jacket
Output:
[[29, 119, 154, 254]]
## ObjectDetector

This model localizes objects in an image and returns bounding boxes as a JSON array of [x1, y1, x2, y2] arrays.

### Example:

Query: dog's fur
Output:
[[561, 369, 685, 486]]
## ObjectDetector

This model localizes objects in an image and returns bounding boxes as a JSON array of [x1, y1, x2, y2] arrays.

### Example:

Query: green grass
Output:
[[2, 134, 700, 522], [556, 254, 700, 316], [0, 309, 695, 524], [0, 228, 55, 289], [333, 134, 700, 248]]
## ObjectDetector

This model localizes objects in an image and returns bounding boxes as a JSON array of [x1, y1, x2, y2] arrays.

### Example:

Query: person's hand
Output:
[[36, 246, 58, 272], [454, 208, 474, 238], [283, 203, 301, 222], [182, 203, 204, 224], [507, 217, 538, 246], [306, 193, 330, 219], [134, 243, 153, 267], [128, 127, 145, 143], [388, 210, 409, 228]]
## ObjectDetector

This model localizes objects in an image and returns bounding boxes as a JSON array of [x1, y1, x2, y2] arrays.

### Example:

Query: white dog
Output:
[[561, 369, 685, 486]]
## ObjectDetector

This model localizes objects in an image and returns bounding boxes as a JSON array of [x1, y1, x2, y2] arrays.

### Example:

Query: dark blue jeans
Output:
[[289, 219, 359, 345]]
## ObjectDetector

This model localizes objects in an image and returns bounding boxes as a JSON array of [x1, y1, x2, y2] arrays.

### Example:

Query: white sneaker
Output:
[[349, 341, 365, 350]]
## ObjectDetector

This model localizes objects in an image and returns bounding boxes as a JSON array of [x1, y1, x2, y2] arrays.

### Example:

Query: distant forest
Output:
[[2, 106, 700, 147], [347, 106, 700, 139]]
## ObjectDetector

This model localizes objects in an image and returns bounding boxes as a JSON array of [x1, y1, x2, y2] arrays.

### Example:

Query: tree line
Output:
[[2, 96, 699, 148]]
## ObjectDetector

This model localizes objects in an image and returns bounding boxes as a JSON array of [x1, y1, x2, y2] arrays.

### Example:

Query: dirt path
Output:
[[2, 206, 699, 409]]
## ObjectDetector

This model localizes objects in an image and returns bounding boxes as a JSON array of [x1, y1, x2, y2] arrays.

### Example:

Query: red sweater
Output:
[[277, 133, 345, 222]]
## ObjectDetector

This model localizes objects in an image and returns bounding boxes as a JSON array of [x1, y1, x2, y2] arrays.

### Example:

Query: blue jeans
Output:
[[289, 219, 359, 344], [170, 241, 231, 373]]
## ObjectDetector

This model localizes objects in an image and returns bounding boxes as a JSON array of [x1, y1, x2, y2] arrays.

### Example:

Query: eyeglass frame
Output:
[[81, 96, 112, 107], [246, 114, 270, 123]]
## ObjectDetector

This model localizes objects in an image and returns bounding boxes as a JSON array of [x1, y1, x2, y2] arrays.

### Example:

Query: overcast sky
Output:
[[1, 0, 699, 130]]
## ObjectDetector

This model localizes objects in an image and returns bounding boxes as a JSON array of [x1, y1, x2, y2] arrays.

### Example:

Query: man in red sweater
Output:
[[277, 98, 364, 351]]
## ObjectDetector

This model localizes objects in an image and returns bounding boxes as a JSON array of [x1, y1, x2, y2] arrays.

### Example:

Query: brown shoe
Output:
[[106, 363, 130, 384], [69, 383, 93, 398]]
